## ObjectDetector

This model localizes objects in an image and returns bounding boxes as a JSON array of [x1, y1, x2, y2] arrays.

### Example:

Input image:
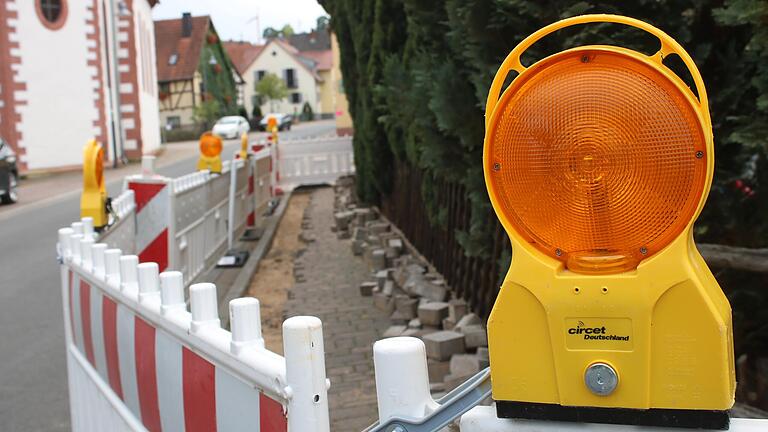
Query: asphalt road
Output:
[[0, 120, 335, 431]]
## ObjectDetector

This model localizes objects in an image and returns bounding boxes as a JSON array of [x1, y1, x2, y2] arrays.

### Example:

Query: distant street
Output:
[[0, 120, 335, 432]]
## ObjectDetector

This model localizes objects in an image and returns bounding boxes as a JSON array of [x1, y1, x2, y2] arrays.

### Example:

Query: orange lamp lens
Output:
[[487, 49, 707, 274], [199, 132, 223, 158]]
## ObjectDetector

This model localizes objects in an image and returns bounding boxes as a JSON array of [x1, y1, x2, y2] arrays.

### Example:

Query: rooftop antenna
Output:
[[246, 14, 260, 44]]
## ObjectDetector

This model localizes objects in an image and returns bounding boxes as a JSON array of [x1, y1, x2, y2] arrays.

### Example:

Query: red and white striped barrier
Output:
[[58, 222, 330, 432], [126, 159, 172, 271], [247, 158, 257, 227]]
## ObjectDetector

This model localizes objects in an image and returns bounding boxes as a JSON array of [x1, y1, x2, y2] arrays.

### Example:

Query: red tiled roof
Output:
[[300, 49, 332, 71], [154, 16, 210, 82], [223, 41, 264, 75]]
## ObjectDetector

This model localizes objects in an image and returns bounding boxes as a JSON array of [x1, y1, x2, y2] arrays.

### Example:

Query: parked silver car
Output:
[[212, 116, 250, 139]]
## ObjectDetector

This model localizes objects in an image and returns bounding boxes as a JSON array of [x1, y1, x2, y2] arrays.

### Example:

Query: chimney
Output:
[[181, 12, 192, 38]]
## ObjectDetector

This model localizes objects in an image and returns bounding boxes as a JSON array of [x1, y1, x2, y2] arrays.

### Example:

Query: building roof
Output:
[[289, 30, 331, 52], [255, 39, 323, 82], [299, 50, 332, 71], [223, 41, 265, 75], [154, 15, 210, 82]]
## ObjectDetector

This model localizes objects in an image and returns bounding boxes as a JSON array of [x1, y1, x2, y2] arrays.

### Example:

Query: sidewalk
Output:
[[286, 187, 390, 431], [10, 139, 208, 207]]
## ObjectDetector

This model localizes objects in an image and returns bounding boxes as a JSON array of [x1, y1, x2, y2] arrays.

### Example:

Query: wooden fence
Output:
[[380, 160, 768, 319], [381, 161, 510, 319]]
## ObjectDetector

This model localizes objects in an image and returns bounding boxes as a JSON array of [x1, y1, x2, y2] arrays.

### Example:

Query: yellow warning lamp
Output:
[[483, 15, 734, 429], [239, 132, 249, 160], [266, 115, 278, 133], [196, 132, 223, 173], [80, 139, 108, 228]]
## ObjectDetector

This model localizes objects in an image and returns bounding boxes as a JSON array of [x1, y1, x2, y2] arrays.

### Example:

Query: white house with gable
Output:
[[244, 38, 323, 117]]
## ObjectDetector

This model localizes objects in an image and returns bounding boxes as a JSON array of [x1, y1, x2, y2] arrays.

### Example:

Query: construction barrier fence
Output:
[[57, 222, 330, 432]]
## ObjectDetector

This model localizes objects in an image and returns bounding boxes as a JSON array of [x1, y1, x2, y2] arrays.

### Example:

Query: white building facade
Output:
[[245, 39, 322, 117], [0, 0, 160, 173]]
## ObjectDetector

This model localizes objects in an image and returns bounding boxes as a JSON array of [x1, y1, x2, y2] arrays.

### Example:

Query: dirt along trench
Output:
[[246, 190, 311, 354]]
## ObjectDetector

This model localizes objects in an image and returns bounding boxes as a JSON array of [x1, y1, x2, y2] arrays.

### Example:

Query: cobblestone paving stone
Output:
[[286, 187, 391, 431]]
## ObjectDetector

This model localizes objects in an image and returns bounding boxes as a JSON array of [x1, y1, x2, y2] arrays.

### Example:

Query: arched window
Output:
[[36, 0, 68, 30]]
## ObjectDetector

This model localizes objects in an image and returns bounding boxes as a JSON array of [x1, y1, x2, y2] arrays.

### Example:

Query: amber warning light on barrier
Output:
[[484, 14, 734, 431], [486, 48, 708, 274], [197, 132, 223, 173]]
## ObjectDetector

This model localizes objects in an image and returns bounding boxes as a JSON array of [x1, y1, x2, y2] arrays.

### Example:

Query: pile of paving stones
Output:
[[332, 177, 489, 397]]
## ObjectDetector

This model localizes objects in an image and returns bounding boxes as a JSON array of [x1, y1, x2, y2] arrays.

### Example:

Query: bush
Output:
[[251, 104, 262, 119], [163, 125, 205, 143], [300, 102, 314, 121], [321, 0, 768, 389]]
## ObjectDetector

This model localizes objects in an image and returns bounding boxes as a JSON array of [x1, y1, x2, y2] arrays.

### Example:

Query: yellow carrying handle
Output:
[[485, 14, 710, 127]]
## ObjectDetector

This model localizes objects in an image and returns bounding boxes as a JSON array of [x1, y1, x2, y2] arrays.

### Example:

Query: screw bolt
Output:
[[696, 151, 704, 159], [555, 248, 562, 256], [640, 246, 648, 255], [585, 362, 618, 396], [493, 162, 501, 171]]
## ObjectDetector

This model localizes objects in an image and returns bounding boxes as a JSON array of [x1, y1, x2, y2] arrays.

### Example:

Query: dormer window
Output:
[[168, 53, 178, 65]]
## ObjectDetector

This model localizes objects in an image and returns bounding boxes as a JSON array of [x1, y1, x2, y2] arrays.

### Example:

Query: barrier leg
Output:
[[283, 316, 330, 432], [373, 336, 437, 422]]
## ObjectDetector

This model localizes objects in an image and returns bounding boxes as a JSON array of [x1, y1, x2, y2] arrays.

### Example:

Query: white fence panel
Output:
[[277, 135, 355, 189]]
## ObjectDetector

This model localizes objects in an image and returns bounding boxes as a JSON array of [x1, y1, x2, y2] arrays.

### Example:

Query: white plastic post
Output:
[[189, 283, 220, 332], [105, 249, 121, 286], [80, 238, 94, 272], [58, 228, 74, 260], [142, 155, 156, 178], [92, 243, 107, 280], [227, 153, 237, 250], [229, 297, 265, 355], [70, 234, 83, 264], [119, 255, 139, 295], [283, 316, 331, 432], [81, 217, 95, 241], [137, 262, 160, 304], [373, 336, 437, 422], [71, 221, 84, 235], [159, 271, 186, 315]]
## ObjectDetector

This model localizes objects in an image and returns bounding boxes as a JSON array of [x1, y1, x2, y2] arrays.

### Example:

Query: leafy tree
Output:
[[264, 24, 297, 40], [263, 27, 279, 39], [316, 15, 330, 31], [281, 24, 295, 38], [254, 72, 288, 112], [321, 0, 768, 387], [300, 101, 314, 121], [193, 100, 221, 128]]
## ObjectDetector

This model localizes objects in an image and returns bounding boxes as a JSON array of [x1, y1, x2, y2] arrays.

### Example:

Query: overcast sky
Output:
[[152, 0, 329, 44]]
